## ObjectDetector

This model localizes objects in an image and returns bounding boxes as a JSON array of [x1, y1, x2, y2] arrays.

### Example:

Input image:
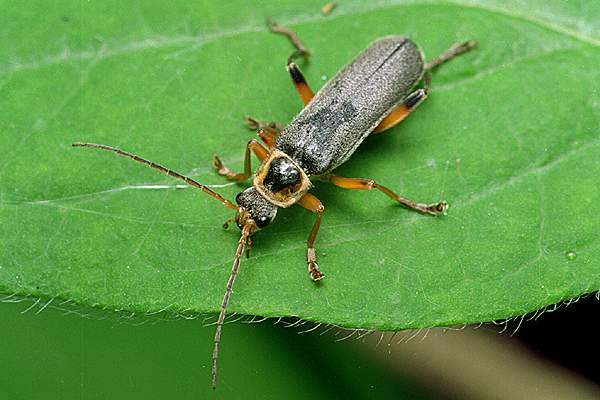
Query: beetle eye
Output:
[[256, 215, 270, 228]]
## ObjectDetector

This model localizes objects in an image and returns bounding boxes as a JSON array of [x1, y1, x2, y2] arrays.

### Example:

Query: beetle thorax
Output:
[[253, 150, 311, 208]]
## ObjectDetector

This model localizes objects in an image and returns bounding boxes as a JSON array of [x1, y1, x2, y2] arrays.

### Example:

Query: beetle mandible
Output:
[[73, 21, 476, 389]]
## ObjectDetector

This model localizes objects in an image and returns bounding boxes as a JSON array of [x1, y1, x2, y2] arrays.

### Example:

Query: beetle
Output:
[[72, 21, 476, 389]]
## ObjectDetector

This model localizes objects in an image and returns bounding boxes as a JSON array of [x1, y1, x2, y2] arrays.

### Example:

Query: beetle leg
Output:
[[245, 235, 253, 258], [267, 18, 310, 62], [244, 116, 283, 148], [425, 40, 477, 72], [257, 128, 279, 148], [213, 139, 269, 182], [287, 60, 314, 106], [423, 40, 477, 92], [267, 19, 315, 105], [327, 175, 448, 215], [372, 89, 427, 134], [297, 193, 325, 281], [372, 40, 476, 135], [244, 116, 283, 132]]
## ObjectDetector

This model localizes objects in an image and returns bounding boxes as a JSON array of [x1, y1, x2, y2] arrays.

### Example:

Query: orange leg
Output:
[[297, 193, 325, 281], [372, 89, 427, 134], [257, 128, 279, 148], [373, 40, 477, 134], [213, 139, 269, 182], [287, 60, 314, 106], [267, 19, 314, 106], [328, 175, 447, 215], [244, 116, 283, 148]]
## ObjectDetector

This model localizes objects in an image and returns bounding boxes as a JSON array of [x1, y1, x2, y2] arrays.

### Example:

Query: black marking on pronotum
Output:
[[264, 157, 302, 193], [72, 20, 477, 390]]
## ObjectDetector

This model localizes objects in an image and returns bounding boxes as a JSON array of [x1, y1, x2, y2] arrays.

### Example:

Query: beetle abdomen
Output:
[[275, 36, 424, 175]]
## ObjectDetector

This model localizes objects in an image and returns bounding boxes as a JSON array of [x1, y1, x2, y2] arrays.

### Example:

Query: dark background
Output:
[[507, 294, 599, 384]]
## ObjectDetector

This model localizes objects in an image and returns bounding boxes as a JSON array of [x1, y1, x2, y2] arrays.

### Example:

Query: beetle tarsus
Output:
[[213, 140, 270, 182], [307, 248, 324, 281], [309, 263, 324, 281], [245, 116, 261, 130], [244, 116, 283, 132], [212, 154, 234, 178], [222, 218, 236, 229], [267, 18, 311, 62], [426, 201, 449, 216], [246, 236, 253, 258], [395, 198, 449, 216]]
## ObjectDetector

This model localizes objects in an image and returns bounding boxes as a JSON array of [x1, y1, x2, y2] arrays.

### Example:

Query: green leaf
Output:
[[2, 0, 600, 331]]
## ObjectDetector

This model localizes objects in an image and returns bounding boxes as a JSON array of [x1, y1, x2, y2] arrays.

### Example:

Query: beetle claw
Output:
[[307, 247, 324, 281], [429, 201, 449, 215], [213, 154, 235, 178], [212, 154, 223, 170], [309, 263, 324, 281]]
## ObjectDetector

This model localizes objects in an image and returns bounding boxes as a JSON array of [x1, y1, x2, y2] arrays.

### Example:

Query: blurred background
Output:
[[2, 295, 599, 399]]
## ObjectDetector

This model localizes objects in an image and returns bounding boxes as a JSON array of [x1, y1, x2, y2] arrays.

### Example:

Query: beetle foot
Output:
[[307, 248, 324, 281], [245, 236, 252, 258], [427, 201, 449, 216], [244, 116, 261, 130], [308, 262, 324, 281], [244, 116, 283, 132], [212, 154, 234, 178], [222, 218, 236, 229]]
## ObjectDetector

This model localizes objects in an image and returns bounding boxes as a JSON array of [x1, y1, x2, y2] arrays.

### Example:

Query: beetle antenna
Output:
[[72, 143, 238, 210], [212, 222, 254, 389]]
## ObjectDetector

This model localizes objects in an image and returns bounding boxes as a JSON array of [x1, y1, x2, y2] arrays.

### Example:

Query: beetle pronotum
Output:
[[73, 21, 476, 389]]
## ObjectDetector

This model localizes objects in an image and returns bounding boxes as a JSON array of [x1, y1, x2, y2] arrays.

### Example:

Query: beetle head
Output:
[[235, 187, 278, 229]]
